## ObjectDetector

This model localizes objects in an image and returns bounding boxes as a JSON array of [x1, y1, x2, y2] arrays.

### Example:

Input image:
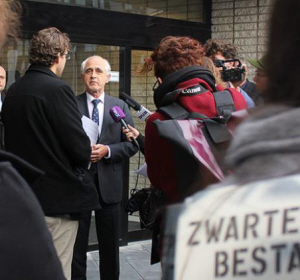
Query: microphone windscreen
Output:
[[120, 92, 141, 111], [109, 106, 126, 123]]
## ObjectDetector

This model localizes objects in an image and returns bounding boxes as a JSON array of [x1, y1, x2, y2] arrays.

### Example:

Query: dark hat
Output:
[[248, 55, 267, 70]]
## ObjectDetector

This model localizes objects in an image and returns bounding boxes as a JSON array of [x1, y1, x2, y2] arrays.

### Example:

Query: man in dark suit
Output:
[[0, 65, 6, 149], [2, 27, 99, 280], [0, 6, 66, 280], [72, 55, 138, 280]]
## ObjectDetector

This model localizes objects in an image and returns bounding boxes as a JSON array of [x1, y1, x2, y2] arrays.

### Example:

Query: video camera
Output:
[[214, 58, 245, 82]]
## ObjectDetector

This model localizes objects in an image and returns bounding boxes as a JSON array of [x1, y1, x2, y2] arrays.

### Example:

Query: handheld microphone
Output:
[[120, 92, 151, 121], [109, 106, 139, 148]]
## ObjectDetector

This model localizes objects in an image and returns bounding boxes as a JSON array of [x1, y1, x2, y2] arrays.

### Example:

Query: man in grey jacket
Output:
[[72, 55, 138, 280]]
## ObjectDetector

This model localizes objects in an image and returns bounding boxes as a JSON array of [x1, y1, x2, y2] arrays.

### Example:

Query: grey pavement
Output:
[[87, 240, 162, 280]]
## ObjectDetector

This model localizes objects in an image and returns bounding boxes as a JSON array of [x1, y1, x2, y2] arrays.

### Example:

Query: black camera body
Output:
[[214, 59, 246, 82]]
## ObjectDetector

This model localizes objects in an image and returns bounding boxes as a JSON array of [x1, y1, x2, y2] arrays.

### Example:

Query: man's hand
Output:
[[90, 144, 108, 162]]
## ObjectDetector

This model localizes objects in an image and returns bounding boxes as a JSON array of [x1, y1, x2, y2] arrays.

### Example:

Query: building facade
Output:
[[211, 0, 274, 76]]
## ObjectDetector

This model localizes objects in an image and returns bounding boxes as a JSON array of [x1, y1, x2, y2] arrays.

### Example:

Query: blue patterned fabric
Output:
[[92, 99, 100, 125]]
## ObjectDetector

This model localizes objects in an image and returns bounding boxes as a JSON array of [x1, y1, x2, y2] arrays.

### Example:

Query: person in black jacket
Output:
[[2, 27, 99, 280], [0, 3, 66, 279], [0, 151, 66, 280], [0, 4, 68, 280]]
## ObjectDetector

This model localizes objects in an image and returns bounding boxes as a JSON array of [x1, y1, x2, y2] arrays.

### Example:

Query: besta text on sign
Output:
[[174, 178, 300, 280], [187, 207, 300, 277]]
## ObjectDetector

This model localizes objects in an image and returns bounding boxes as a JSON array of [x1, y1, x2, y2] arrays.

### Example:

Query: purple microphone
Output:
[[109, 106, 139, 147], [109, 106, 129, 129]]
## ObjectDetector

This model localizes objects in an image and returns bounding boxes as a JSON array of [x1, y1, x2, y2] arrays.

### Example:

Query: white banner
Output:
[[173, 175, 300, 280]]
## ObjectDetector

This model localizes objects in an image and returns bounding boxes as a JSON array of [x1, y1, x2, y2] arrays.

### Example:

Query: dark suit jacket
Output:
[[2, 65, 100, 215], [77, 92, 138, 204]]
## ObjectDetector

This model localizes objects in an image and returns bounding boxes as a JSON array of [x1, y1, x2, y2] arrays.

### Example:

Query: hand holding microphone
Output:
[[109, 106, 139, 148], [122, 125, 140, 142]]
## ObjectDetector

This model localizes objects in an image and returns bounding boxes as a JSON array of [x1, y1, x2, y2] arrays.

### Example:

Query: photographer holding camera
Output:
[[204, 39, 255, 108]]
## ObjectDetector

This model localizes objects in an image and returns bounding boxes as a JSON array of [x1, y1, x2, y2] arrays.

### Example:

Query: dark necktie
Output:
[[91, 99, 101, 125]]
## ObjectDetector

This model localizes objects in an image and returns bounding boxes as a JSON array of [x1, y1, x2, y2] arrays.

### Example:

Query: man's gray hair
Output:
[[81, 55, 111, 74]]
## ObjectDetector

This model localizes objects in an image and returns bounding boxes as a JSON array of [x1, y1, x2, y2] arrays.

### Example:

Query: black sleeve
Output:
[[48, 85, 91, 167], [0, 161, 65, 280]]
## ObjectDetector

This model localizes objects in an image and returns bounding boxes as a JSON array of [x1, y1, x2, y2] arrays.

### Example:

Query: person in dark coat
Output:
[[0, 3, 66, 279], [72, 55, 138, 280], [0, 151, 66, 280], [2, 27, 100, 280]]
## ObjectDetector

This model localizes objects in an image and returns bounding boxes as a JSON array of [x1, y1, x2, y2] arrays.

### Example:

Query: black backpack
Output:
[[153, 90, 236, 200]]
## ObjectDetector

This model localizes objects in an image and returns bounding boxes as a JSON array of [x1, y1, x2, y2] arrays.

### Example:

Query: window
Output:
[[27, 0, 205, 23]]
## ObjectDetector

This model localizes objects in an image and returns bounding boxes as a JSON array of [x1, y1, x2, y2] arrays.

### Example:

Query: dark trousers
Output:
[[71, 204, 121, 280]]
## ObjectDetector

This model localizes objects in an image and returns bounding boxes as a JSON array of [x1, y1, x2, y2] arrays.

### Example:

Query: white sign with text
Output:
[[174, 175, 300, 280]]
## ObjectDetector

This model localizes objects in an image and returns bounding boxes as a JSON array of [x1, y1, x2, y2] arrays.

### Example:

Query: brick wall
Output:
[[211, 0, 274, 76]]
